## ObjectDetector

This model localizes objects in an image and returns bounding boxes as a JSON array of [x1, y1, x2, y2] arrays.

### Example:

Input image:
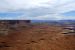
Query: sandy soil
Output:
[[0, 24, 75, 50]]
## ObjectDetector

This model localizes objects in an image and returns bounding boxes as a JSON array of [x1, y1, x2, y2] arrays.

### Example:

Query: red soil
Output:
[[0, 25, 75, 50]]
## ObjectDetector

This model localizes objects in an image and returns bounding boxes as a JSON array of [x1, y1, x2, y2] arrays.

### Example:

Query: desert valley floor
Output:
[[0, 24, 75, 50]]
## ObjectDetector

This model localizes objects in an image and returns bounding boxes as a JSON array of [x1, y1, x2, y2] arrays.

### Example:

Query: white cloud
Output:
[[0, 0, 74, 10], [56, 2, 75, 13], [16, 13, 64, 20], [0, 0, 50, 10], [0, 0, 75, 20]]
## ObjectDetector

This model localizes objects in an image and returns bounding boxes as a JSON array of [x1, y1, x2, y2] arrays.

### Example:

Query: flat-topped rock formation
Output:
[[0, 20, 31, 36]]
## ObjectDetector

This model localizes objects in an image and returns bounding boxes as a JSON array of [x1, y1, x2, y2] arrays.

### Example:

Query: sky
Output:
[[0, 0, 75, 20]]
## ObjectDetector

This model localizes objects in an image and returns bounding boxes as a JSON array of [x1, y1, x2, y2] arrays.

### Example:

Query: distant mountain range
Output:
[[31, 20, 75, 23], [31, 20, 75, 25]]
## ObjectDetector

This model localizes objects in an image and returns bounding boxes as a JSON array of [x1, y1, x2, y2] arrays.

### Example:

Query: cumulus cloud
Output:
[[0, 0, 75, 20], [56, 2, 75, 13], [0, 0, 75, 11], [0, 0, 50, 10]]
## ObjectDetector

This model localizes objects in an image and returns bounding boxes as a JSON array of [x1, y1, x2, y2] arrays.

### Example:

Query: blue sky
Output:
[[0, 0, 75, 20], [62, 11, 75, 16]]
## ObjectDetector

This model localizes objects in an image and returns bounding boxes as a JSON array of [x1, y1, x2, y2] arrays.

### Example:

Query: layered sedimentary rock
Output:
[[0, 20, 31, 36]]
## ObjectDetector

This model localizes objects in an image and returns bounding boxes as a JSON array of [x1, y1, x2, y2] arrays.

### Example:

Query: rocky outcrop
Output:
[[0, 20, 31, 36]]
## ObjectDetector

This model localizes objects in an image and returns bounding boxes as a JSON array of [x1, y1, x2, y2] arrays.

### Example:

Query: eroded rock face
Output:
[[0, 20, 31, 36], [0, 21, 9, 36]]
